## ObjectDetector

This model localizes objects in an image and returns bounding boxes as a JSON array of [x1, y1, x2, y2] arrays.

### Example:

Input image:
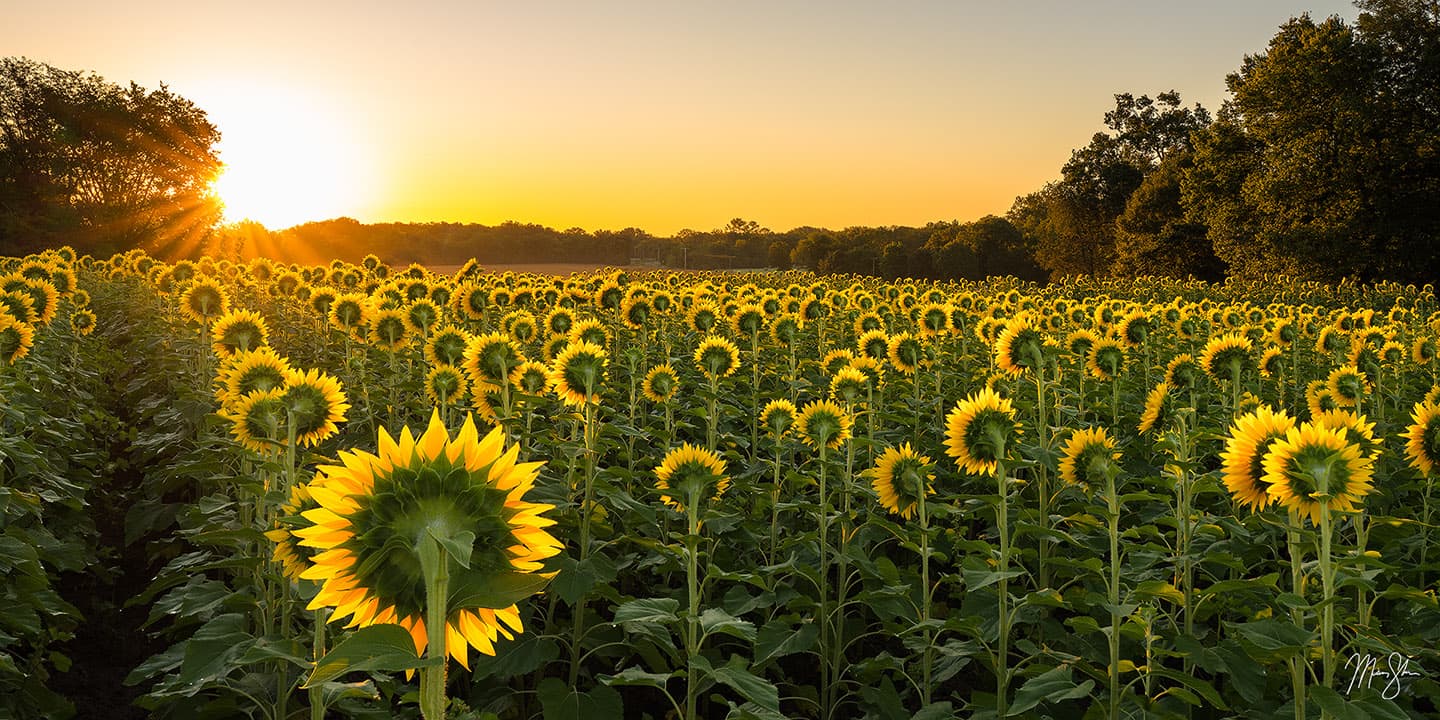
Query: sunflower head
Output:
[[280, 368, 350, 447], [0, 290, 36, 325], [405, 299, 442, 336], [0, 313, 35, 364], [1058, 427, 1120, 493], [1325, 365, 1369, 408], [822, 348, 857, 376], [549, 341, 608, 406], [229, 388, 288, 453], [867, 444, 935, 521], [426, 325, 472, 367], [1405, 400, 1440, 477], [1137, 382, 1174, 435], [759, 399, 798, 438], [655, 443, 730, 514], [857, 330, 890, 362], [464, 333, 524, 386], [265, 482, 323, 581], [180, 279, 229, 324], [426, 365, 468, 406], [642, 364, 678, 403], [887, 332, 926, 375], [796, 399, 853, 451], [1200, 333, 1254, 383], [509, 361, 551, 397], [1221, 406, 1296, 512], [216, 346, 295, 410], [1087, 338, 1127, 380], [294, 411, 560, 667], [211, 309, 270, 358], [944, 386, 1019, 477], [567, 319, 610, 349], [1262, 422, 1374, 525], [829, 366, 869, 405], [694, 335, 741, 380], [994, 317, 1046, 375], [771, 314, 801, 345], [70, 307, 96, 336]]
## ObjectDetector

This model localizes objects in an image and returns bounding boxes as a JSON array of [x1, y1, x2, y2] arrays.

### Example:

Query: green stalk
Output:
[[1034, 365, 1050, 590], [919, 485, 932, 707], [1287, 512, 1307, 720], [996, 459, 1011, 718], [685, 488, 702, 720], [817, 441, 831, 718], [1319, 498, 1337, 696], [310, 609, 328, 720], [419, 536, 451, 720], [568, 401, 598, 687], [707, 374, 719, 452], [1105, 462, 1122, 720]]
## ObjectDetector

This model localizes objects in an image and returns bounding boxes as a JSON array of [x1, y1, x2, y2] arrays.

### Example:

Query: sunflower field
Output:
[[3, 247, 1440, 720]]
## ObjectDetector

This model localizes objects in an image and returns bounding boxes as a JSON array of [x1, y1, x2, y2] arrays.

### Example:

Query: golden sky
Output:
[[5, 1, 1358, 234]]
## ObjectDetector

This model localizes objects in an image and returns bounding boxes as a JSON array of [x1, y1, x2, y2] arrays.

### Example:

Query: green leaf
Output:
[[177, 613, 252, 691], [912, 701, 954, 720], [710, 656, 779, 712], [1230, 619, 1312, 661], [700, 608, 756, 642], [304, 623, 440, 687], [430, 527, 476, 569], [754, 620, 817, 665], [538, 676, 624, 720], [448, 570, 552, 610], [551, 555, 596, 605], [598, 666, 676, 690], [614, 598, 681, 625], [1132, 580, 1184, 605], [1309, 686, 1366, 720], [1008, 666, 1094, 716], [1149, 667, 1227, 709]]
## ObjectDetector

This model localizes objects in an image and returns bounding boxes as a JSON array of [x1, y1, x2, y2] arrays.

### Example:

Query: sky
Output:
[[5, 0, 1359, 235]]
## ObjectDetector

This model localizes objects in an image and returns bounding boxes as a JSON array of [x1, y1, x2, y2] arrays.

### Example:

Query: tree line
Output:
[[4, 0, 1436, 283]]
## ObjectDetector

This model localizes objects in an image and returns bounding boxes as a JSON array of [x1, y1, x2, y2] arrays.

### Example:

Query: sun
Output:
[[206, 86, 373, 229]]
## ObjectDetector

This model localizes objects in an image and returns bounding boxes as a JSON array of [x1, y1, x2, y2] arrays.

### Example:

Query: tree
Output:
[[1113, 151, 1225, 280], [1182, 6, 1440, 282], [0, 58, 223, 258]]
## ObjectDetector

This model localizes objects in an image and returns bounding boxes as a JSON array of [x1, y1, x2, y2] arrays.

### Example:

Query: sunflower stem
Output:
[[918, 484, 932, 708], [995, 458, 1010, 719], [1286, 512, 1307, 720], [1106, 462, 1122, 720], [1319, 500, 1337, 702], [817, 441, 832, 719], [310, 608, 328, 720], [568, 400, 598, 687], [420, 534, 450, 720], [1034, 368, 1050, 590], [684, 489, 701, 720]]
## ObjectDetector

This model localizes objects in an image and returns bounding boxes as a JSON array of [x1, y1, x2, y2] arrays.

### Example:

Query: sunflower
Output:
[[426, 365, 468, 406], [1116, 312, 1151, 348], [1412, 337, 1436, 365], [1315, 326, 1347, 355], [796, 399, 853, 450], [69, 307, 96, 336], [1306, 380, 1338, 418], [771, 313, 802, 345], [549, 341, 608, 406], [280, 368, 350, 447], [1311, 409, 1382, 460], [567, 319, 610, 349], [0, 290, 36, 325], [309, 288, 337, 317], [887, 332, 926, 375], [654, 443, 730, 513], [544, 308, 575, 337], [694, 335, 740, 379], [367, 308, 410, 351], [993, 317, 1046, 375], [1086, 337, 1127, 380], [868, 444, 935, 521], [642, 364, 678, 403], [295, 411, 561, 667], [1137, 382, 1174, 435], [847, 355, 885, 387], [856, 329, 890, 362], [829, 366, 869, 405], [759, 399, 797, 438], [228, 388, 288, 453], [0, 313, 35, 364], [425, 325, 472, 367], [1324, 365, 1368, 409], [853, 311, 885, 336], [1404, 400, 1440, 477], [1058, 427, 1120, 493], [509, 361, 551, 397], [1258, 347, 1284, 379], [265, 481, 323, 581], [404, 299, 443, 337], [1199, 333, 1254, 384], [180, 278, 229, 324], [216, 346, 294, 410], [1066, 329, 1099, 361], [1220, 406, 1296, 512], [1262, 422, 1374, 525], [821, 348, 857, 376], [211, 309, 270, 358], [464, 333, 524, 387], [687, 302, 720, 334], [329, 293, 369, 337], [943, 386, 1019, 476]]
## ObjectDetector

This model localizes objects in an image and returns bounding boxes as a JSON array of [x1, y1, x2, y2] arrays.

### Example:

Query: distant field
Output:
[[427, 262, 655, 276]]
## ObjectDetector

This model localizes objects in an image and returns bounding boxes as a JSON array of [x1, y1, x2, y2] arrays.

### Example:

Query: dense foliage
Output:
[[6, 247, 1440, 719]]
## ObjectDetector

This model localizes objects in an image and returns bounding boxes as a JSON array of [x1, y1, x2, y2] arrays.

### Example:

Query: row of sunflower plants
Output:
[[15, 246, 1440, 719], [0, 250, 120, 719]]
